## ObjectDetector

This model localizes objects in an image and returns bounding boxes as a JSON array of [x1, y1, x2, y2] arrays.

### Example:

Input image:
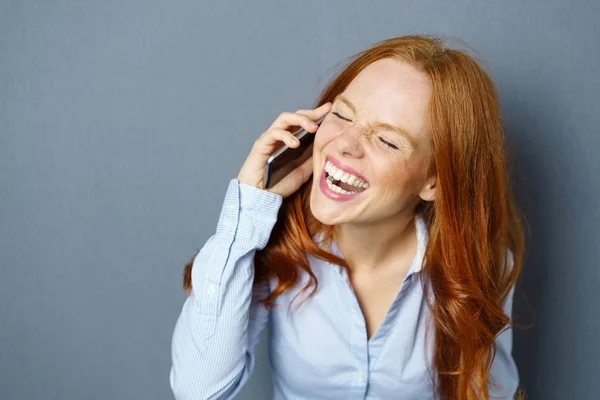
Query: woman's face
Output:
[[310, 58, 436, 226]]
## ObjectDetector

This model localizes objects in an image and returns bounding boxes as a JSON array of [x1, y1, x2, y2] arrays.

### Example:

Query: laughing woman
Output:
[[170, 35, 525, 400]]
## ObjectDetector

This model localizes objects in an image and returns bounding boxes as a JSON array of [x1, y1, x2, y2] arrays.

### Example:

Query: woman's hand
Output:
[[237, 102, 332, 199]]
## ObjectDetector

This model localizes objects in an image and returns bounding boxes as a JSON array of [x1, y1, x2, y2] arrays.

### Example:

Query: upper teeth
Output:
[[324, 161, 369, 190]]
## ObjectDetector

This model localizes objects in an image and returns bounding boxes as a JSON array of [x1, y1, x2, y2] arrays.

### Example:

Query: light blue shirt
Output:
[[170, 179, 518, 399]]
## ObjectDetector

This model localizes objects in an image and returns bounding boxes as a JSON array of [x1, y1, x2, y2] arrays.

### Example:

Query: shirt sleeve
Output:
[[488, 249, 520, 399], [169, 179, 282, 400]]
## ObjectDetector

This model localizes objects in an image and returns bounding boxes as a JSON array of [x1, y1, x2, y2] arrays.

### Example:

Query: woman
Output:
[[170, 35, 525, 399]]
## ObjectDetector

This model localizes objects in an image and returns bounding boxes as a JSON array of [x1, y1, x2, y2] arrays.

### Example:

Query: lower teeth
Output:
[[326, 175, 361, 195]]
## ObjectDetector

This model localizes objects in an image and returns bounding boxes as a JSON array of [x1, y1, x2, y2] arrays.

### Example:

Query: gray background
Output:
[[1, 1, 598, 399]]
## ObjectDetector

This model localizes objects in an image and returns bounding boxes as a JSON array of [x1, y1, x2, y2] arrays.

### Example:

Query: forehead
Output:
[[346, 58, 430, 100], [340, 59, 432, 139]]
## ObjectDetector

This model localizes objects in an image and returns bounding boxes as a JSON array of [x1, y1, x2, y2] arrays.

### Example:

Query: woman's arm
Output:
[[169, 179, 281, 400], [488, 250, 520, 399]]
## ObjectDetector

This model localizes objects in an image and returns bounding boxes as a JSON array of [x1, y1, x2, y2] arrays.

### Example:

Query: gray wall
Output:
[[1, 1, 598, 399]]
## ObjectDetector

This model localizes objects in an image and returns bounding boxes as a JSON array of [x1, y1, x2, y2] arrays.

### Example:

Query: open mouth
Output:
[[323, 160, 369, 195]]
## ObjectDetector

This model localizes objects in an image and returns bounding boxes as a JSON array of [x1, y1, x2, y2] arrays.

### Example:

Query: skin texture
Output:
[[308, 58, 438, 337], [310, 58, 436, 272]]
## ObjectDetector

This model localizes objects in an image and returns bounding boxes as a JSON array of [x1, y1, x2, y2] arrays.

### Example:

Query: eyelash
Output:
[[331, 111, 399, 150]]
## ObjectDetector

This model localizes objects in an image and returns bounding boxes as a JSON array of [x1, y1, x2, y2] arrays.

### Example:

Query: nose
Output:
[[335, 124, 369, 158]]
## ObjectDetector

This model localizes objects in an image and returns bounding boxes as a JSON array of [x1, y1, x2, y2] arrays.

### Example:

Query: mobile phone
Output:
[[264, 113, 328, 189]]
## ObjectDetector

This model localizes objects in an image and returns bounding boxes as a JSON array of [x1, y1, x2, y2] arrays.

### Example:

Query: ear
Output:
[[418, 175, 436, 202]]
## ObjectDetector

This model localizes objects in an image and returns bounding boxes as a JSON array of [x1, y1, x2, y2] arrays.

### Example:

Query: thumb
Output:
[[300, 155, 315, 182], [272, 156, 314, 198]]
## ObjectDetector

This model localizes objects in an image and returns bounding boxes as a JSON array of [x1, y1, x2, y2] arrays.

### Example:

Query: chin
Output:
[[309, 205, 337, 226], [310, 206, 348, 227], [308, 180, 350, 226]]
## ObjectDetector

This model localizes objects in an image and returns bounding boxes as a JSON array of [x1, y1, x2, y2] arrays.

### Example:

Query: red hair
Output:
[[183, 35, 525, 399]]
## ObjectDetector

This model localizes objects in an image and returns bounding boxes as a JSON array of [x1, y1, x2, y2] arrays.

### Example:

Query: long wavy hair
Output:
[[183, 35, 525, 400]]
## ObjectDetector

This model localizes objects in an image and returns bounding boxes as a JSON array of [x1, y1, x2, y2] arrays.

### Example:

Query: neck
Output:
[[333, 212, 418, 273]]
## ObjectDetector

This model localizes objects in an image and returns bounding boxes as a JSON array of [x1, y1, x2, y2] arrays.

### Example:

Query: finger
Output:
[[270, 111, 319, 133], [295, 102, 332, 119], [270, 102, 332, 131], [253, 128, 300, 155]]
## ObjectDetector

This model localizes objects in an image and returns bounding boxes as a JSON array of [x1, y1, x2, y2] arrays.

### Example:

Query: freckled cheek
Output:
[[375, 161, 413, 189], [380, 171, 406, 189], [313, 127, 339, 154], [312, 133, 330, 170], [400, 162, 428, 192]]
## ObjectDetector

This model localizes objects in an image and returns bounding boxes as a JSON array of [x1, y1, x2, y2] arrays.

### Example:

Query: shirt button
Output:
[[207, 284, 217, 295], [357, 369, 366, 382]]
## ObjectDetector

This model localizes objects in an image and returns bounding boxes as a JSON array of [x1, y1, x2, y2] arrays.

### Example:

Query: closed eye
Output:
[[378, 138, 399, 149], [332, 112, 399, 150], [332, 111, 351, 122]]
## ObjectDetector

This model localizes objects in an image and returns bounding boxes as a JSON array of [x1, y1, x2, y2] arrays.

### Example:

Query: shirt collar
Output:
[[325, 213, 428, 278]]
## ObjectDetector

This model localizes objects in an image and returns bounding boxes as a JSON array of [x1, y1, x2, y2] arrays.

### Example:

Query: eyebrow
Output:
[[333, 94, 418, 148]]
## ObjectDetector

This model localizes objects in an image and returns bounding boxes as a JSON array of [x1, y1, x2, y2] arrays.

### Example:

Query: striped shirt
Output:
[[170, 178, 518, 399]]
